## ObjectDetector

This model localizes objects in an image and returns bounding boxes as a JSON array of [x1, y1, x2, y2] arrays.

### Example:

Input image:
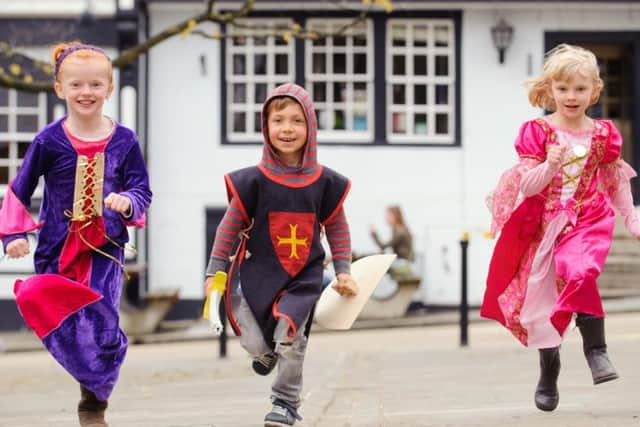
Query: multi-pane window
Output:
[[222, 16, 459, 146], [306, 19, 374, 142], [0, 88, 47, 187], [226, 20, 295, 142], [386, 19, 456, 144]]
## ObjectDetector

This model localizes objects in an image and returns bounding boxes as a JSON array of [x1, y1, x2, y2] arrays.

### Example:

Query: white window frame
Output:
[[1, 47, 50, 196], [0, 88, 46, 274], [386, 19, 456, 145], [0, 89, 47, 194], [305, 18, 374, 143], [226, 19, 295, 143]]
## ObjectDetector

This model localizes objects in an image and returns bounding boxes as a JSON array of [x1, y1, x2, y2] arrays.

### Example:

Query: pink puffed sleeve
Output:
[[514, 120, 548, 161], [486, 120, 549, 237], [600, 120, 622, 164], [598, 121, 640, 238]]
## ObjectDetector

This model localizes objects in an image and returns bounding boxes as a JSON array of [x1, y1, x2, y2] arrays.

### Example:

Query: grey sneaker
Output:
[[264, 401, 301, 427], [252, 352, 278, 376]]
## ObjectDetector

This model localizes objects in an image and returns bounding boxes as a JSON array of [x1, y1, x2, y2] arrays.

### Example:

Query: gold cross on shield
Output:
[[277, 224, 308, 259]]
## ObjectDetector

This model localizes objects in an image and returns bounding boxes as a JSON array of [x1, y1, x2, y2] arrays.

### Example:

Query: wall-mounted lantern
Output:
[[491, 18, 514, 64]]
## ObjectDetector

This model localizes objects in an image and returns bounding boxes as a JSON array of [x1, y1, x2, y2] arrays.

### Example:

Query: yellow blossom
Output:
[[9, 63, 21, 76], [375, 0, 393, 13], [180, 19, 197, 38]]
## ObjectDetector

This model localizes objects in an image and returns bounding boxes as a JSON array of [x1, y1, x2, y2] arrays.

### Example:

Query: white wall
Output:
[[0, 0, 116, 16], [147, 6, 226, 299], [146, 3, 640, 304]]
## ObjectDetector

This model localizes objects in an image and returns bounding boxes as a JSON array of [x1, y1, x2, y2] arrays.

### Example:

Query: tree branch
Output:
[[207, 0, 216, 16], [0, 41, 54, 92], [0, 70, 53, 92], [0, 0, 388, 93], [113, 1, 256, 68]]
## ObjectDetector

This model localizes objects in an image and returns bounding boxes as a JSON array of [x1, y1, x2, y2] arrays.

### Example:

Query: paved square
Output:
[[1, 313, 639, 426]]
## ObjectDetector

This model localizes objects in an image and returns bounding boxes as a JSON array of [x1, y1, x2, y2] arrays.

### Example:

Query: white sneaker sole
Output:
[[264, 421, 292, 427]]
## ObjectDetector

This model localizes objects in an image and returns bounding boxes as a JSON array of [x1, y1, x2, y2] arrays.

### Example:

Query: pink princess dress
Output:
[[482, 118, 640, 348]]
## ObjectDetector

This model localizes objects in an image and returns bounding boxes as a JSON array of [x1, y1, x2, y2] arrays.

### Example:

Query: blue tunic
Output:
[[226, 165, 349, 345]]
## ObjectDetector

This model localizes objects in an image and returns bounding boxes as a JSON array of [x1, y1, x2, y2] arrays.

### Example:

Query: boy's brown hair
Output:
[[266, 96, 300, 116]]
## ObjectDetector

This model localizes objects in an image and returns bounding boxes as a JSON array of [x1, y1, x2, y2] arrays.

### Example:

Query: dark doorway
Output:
[[162, 207, 228, 322], [545, 32, 640, 202], [586, 44, 633, 166], [205, 208, 227, 267]]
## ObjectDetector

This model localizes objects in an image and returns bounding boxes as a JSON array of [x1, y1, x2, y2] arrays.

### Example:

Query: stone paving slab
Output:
[[1, 313, 639, 426], [3, 296, 640, 353]]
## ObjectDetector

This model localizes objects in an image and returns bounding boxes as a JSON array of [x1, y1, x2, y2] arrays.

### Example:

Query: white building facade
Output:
[[1, 0, 639, 327]]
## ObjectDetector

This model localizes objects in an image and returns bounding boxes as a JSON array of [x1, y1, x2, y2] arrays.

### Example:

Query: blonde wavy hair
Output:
[[526, 44, 603, 111]]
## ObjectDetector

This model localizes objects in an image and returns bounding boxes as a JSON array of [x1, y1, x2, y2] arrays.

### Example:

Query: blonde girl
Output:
[[482, 44, 638, 412]]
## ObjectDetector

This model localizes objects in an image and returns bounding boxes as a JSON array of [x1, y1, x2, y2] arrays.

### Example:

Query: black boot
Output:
[[576, 314, 619, 385], [78, 386, 108, 427], [535, 347, 560, 412]]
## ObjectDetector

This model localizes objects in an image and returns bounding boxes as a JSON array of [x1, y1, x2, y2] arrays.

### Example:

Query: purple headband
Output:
[[54, 44, 110, 78]]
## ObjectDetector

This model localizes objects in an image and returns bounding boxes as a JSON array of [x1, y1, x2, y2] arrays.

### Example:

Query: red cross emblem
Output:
[[269, 212, 316, 276]]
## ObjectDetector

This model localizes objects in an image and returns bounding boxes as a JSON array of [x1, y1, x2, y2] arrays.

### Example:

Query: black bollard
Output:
[[460, 232, 469, 347], [219, 299, 227, 358]]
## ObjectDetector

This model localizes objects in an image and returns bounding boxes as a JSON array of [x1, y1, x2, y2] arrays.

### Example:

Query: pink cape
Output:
[[481, 196, 543, 326]]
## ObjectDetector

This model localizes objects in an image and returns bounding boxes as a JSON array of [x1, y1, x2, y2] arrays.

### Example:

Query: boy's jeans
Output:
[[238, 297, 309, 408]]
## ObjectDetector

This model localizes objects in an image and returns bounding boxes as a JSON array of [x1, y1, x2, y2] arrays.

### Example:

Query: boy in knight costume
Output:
[[204, 83, 358, 427], [0, 42, 151, 426]]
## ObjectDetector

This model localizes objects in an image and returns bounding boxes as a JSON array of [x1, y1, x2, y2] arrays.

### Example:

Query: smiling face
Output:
[[54, 56, 113, 120], [267, 100, 308, 166], [549, 72, 599, 121]]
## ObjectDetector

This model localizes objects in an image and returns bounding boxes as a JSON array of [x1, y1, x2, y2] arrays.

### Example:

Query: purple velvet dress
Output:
[[0, 117, 152, 401]]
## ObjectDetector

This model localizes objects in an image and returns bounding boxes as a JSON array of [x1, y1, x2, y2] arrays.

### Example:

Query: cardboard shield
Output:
[[315, 254, 397, 330], [269, 211, 316, 276]]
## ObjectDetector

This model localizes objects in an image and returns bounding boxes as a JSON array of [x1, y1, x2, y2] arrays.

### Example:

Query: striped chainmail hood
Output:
[[260, 83, 321, 186]]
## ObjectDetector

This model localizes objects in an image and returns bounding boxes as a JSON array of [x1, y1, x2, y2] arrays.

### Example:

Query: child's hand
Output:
[[332, 273, 359, 297], [104, 193, 132, 216], [547, 144, 567, 168], [6, 238, 30, 258], [203, 276, 214, 295]]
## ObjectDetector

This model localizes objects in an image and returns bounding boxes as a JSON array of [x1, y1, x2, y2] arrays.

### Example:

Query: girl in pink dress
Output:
[[482, 44, 640, 412]]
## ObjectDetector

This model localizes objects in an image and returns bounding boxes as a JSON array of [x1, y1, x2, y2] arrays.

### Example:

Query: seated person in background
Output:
[[369, 205, 415, 279], [369, 206, 416, 299]]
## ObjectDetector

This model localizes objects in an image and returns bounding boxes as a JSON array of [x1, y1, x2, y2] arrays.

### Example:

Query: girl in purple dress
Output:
[[0, 42, 151, 426]]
